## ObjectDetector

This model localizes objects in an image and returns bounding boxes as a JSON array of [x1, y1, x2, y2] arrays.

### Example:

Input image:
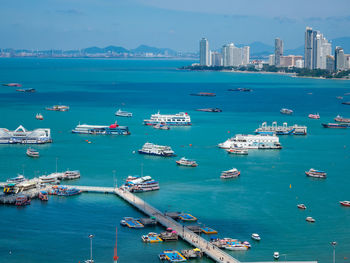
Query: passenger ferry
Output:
[[26, 148, 39, 158], [62, 170, 80, 180], [124, 176, 160, 192], [0, 125, 52, 144], [46, 105, 69, 111], [334, 115, 350, 123], [255, 122, 307, 135], [15, 195, 31, 206], [115, 109, 133, 117], [176, 157, 198, 167], [280, 108, 293, 115], [7, 175, 27, 184], [218, 134, 282, 149], [39, 174, 61, 184], [220, 168, 240, 179], [305, 168, 327, 178], [72, 123, 130, 135], [143, 112, 191, 126], [138, 143, 175, 157]]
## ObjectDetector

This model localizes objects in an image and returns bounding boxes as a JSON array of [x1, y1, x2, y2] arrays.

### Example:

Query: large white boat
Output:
[[0, 125, 52, 144], [72, 123, 130, 135], [143, 112, 191, 126], [124, 176, 160, 192], [218, 134, 282, 149], [138, 142, 175, 157], [115, 109, 133, 117], [255, 122, 307, 135]]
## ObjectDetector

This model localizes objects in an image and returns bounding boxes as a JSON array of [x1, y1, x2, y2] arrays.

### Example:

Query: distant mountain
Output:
[[82, 46, 129, 54], [130, 45, 177, 56], [331, 37, 350, 52]]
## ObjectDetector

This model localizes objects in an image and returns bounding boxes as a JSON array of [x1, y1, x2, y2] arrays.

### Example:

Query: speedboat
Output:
[[115, 109, 132, 117], [306, 216, 315, 223], [297, 204, 307, 209], [280, 108, 293, 115], [26, 148, 39, 158], [226, 148, 248, 155], [340, 201, 350, 207], [176, 157, 198, 167], [251, 233, 261, 241], [220, 168, 240, 179], [35, 113, 44, 120], [274, 252, 280, 260], [305, 168, 327, 178], [308, 113, 320, 119]]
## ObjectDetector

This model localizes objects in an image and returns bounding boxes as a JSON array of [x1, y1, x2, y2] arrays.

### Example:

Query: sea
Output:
[[0, 58, 349, 263]]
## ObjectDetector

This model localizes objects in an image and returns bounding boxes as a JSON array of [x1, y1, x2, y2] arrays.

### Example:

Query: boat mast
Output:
[[113, 227, 118, 263]]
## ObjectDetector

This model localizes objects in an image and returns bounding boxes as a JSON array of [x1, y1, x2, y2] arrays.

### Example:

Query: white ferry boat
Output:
[[143, 112, 191, 126], [138, 142, 175, 157], [62, 170, 80, 180], [176, 157, 198, 167], [218, 134, 282, 149], [255, 122, 307, 135], [220, 168, 240, 179], [39, 174, 61, 184], [124, 176, 160, 192], [0, 125, 52, 144], [115, 109, 133, 117], [280, 108, 293, 115], [72, 123, 130, 135]]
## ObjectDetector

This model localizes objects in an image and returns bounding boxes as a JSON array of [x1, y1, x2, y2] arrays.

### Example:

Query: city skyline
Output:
[[1, 0, 350, 51]]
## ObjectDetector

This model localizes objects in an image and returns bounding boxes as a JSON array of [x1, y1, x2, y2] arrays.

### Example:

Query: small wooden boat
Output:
[[297, 204, 307, 209], [306, 216, 315, 223], [340, 201, 350, 207]]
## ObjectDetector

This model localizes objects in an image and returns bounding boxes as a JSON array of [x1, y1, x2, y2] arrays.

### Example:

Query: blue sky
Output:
[[1, 0, 350, 51]]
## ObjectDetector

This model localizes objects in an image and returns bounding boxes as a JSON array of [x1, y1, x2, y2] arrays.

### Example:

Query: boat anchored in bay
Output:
[[138, 143, 175, 157], [305, 168, 327, 178], [176, 157, 198, 167], [115, 109, 132, 117], [143, 112, 191, 126], [72, 122, 130, 135], [220, 168, 240, 179]]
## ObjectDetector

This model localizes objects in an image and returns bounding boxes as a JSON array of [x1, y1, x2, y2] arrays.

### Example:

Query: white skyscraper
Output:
[[199, 38, 209, 66], [242, 46, 250, 65], [222, 43, 243, 66]]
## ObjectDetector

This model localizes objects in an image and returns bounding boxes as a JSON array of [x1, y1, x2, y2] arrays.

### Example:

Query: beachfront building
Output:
[[200, 38, 210, 66], [295, 59, 304, 68], [269, 54, 275, 66], [335, 46, 345, 71], [242, 46, 250, 65], [222, 43, 250, 67], [211, 52, 223, 66], [279, 55, 303, 67], [274, 38, 283, 66], [326, 55, 335, 72]]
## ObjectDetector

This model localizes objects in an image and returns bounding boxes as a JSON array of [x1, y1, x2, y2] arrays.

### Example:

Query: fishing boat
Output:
[[115, 109, 133, 117], [308, 113, 320, 119], [141, 232, 163, 243], [138, 142, 175, 157], [251, 233, 261, 241], [306, 216, 315, 223], [35, 113, 44, 120], [322, 123, 350, 128], [143, 112, 191, 126], [219, 134, 282, 149], [46, 105, 69, 111], [72, 123, 130, 135], [297, 204, 307, 209], [39, 191, 48, 201], [0, 125, 52, 144], [15, 195, 31, 206], [334, 115, 350, 123], [176, 157, 198, 167], [6, 174, 26, 184], [274, 252, 280, 260], [62, 170, 80, 180], [124, 176, 160, 192], [226, 148, 248, 155], [153, 123, 170, 130], [228, 88, 252, 92], [339, 201, 350, 207], [305, 168, 327, 178], [159, 250, 186, 262], [220, 168, 240, 179], [16, 88, 35, 92], [190, 92, 216, 97], [196, 108, 222, 112], [26, 148, 39, 158], [280, 108, 293, 115]]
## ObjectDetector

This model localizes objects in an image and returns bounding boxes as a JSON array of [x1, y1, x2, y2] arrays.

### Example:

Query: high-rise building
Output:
[[242, 46, 250, 65], [304, 27, 314, 69], [345, 55, 350, 69], [269, 54, 275, 66], [211, 52, 222, 66], [274, 38, 283, 66], [335, 46, 345, 71], [326, 55, 335, 72], [279, 55, 303, 67], [222, 43, 242, 67], [199, 38, 209, 66]]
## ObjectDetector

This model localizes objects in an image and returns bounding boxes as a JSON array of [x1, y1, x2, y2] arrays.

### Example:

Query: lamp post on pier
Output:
[[87, 234, 94, 263], [331, 241, 337, 263]]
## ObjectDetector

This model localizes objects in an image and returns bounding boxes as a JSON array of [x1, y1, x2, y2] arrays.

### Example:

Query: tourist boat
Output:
[[115, 109, 132, 117], [16, 88, 35, 92], [159, 250, 186, 262], [0, 125, 52, 144], [62, 170, 80, 180], [255, 122, 307, 135], [337, 96, 343, 100], [57, 188, 81, 196], [39, 174, 61, 184], [15, 179, 40, 192], [38, 191, 48, 201], [322, 123, 350, 128], [339, 201, 350, 207], [196, 108, 222, 112], [306, 216, 315, 223], [251, 233, 261, 241], [220, 168, 240, 179], [141, 232, 163, 243], [181, 248, 202, 259], [176, 157, 198, 167], [2, 83, 22, 87], [226, 148, 248, 155], [15, 195, 31, 206], [159, 228, 179, 241], [274, 252, 280, 260], [35, 113, 44, 120], [124, 176, 160, 193], [72, 123, 130, 135], [219, 134, 282, 149], [143, 112, 191, 126], [342, 102, 350, 105], [308, 113, 320, 119], [297, 204, 307, 209], [305, 168, 327, 178], [228, 88, 252, 92], [26, 148, 39, 158], [222, 239, 250, 251], [190, 92, 216, 97], [280, 108, 293, 115], [334, 115, 350, 123], [153, 123, 170, 130], [138, 142, 175, 157], [6, 174, 26, 184]]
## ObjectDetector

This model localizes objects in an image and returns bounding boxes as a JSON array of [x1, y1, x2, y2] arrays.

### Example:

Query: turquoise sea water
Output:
[[0, 58, 350, 263]]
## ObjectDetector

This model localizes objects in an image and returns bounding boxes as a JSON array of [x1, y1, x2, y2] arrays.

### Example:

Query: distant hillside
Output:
[[82, 46, 128, 54]]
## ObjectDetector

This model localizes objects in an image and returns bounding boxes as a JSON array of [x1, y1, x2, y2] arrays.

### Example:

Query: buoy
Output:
[[290, 184, 292, 189], [227, 131, 230, 133], [189, 144, 192, 147], [132, 151, 136, 154]]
